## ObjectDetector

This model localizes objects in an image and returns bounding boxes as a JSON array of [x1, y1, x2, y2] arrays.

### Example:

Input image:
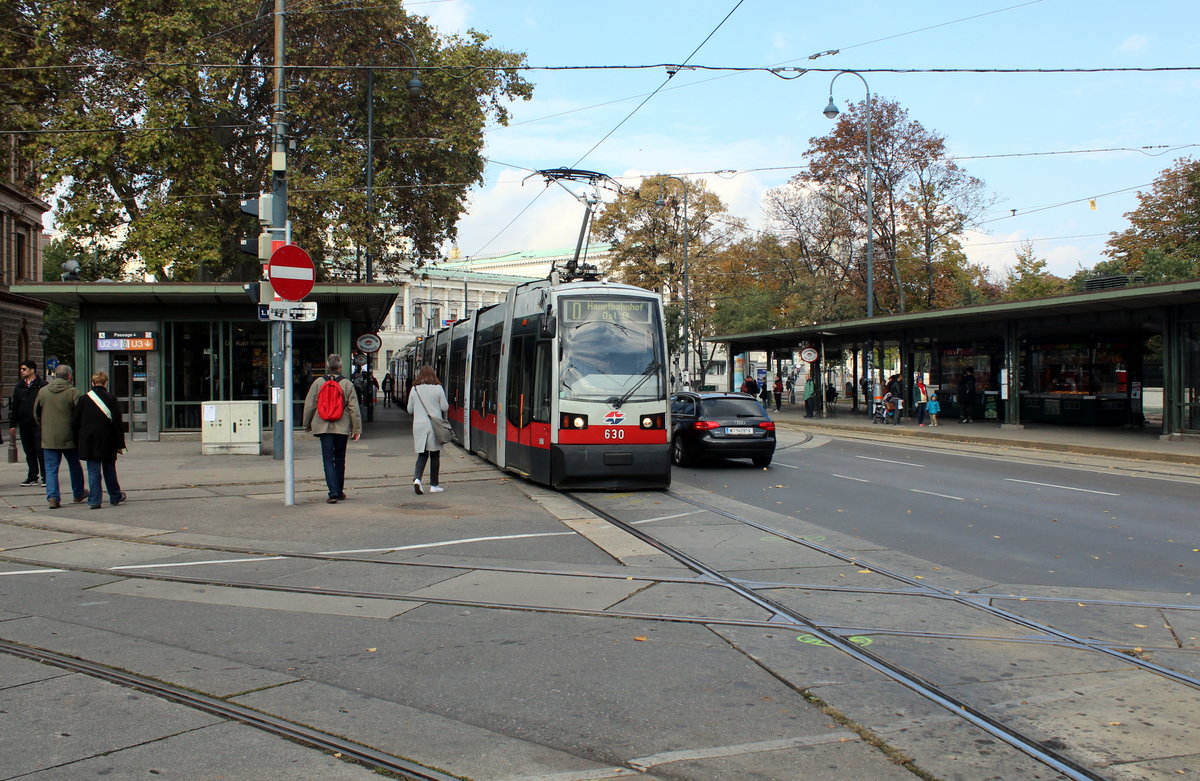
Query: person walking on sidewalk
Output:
[[407, 364, 448, 495], [33, 364, 85, 509], [9, 359, 46, 486], [740, 376, 758, 396], [301, 354, 362, 504], [381, 373, 394, 408], [73, 371, 126, 509], [772, 376, 783, 411]]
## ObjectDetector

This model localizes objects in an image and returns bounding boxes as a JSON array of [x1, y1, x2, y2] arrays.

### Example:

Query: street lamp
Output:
[[822, 70, 873, 320], [365, 40, 423, 283], [824, 70, 876, 409], [656, 175, 690, 388]]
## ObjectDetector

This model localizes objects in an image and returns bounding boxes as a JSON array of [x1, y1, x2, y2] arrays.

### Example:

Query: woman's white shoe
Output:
[[413, 479, 422, 495], [428, 485, 445, 493]]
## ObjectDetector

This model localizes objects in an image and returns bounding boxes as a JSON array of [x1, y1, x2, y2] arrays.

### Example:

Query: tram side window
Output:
[[473, 338, 498, 415]]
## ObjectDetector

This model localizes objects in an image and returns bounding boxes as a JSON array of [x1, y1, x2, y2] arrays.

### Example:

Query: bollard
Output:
[[7, 433, 16, 463]]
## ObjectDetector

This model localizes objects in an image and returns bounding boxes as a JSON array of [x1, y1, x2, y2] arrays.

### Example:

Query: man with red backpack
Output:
[[301, 353, 362, 503]]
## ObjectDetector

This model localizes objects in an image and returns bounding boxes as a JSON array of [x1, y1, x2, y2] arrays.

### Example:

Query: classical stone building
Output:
[[1, 136, 49, 407]]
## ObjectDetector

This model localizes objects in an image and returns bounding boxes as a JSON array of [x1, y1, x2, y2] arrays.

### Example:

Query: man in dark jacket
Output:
[[9, 360, 46, 486], [72, 370, 126, 509], [958, 366, 977, 423], [33, 364, 84, 509]]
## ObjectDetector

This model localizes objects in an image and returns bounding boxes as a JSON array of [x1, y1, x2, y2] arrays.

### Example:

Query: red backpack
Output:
[[316, 375, 346, 421]]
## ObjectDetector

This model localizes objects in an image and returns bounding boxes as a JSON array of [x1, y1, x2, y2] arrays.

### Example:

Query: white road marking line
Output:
[[910, 488, 965, 501], [631, 510, 704, 525], [112, 556, 287, 570], [832, 473, 870, 483], [855, 455, 925, 467], [1004, 478, 1119, 496], [770, 461, 801, 469], [1, 533, 577, 576], [626, 731, 860, 771]]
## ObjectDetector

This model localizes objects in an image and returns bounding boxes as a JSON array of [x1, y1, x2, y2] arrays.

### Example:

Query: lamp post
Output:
[[365, 40, 423, 283], [657, 175, 690, 388], [822, 70, 873, 319], [824, 70, 876, 407]]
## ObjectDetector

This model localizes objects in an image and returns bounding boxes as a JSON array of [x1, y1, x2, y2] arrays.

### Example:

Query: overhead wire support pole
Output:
[[271, 0, 294, 502]]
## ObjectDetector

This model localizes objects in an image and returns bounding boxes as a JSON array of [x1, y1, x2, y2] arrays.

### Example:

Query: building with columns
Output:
[[1, 136, 50, 404]]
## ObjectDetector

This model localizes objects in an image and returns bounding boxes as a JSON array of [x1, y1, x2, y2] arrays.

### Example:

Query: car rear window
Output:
[[701, 398, 766, 418]]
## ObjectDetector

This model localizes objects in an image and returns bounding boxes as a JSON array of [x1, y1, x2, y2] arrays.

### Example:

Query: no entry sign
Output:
[[267, 245, 315, 301]]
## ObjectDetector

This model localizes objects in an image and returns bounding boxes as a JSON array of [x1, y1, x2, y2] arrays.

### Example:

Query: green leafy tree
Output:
[[1104, 157, 1200, 278], [1002, 241, 1069, 301], [591, 176, 745, 367], [6, 1, 531, 281]]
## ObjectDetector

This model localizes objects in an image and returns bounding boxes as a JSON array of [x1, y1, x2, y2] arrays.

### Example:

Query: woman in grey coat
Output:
[[406, 364, 449, 495]]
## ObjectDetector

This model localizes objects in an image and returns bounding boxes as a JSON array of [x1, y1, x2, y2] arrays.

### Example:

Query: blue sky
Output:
[[418, 0, 1199, 278]]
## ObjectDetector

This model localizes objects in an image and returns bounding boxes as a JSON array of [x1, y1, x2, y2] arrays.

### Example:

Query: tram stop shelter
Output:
[[709, 279, 1200, 439], [13, 281, 396, 440]]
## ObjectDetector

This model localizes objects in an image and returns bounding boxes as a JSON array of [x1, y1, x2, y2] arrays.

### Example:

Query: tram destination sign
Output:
[[561, 298, 651, 324], [96, 331, 157, 351]]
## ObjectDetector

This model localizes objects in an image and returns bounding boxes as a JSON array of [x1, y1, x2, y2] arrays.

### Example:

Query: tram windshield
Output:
[[558, 296, 665, 404]]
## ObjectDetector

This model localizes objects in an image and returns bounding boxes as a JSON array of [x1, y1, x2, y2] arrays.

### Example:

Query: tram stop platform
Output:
[[0, 399, 1197, 780]]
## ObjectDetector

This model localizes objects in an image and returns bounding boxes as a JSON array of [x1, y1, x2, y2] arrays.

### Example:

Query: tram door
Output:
[[505, 335, 552, 479], [110, 352, 151, 440]]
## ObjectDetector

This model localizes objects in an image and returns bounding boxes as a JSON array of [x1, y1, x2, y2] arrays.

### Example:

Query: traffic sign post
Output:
[[267, 245, 315, 301]]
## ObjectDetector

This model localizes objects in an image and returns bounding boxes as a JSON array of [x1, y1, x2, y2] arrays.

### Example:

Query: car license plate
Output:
[[726, 427, 754, 435]]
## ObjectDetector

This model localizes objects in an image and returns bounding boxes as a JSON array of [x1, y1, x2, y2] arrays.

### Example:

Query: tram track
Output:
[[2, 506, 1199, 779], [0, 638, 461, 781], [564, 488, 1200, 781]]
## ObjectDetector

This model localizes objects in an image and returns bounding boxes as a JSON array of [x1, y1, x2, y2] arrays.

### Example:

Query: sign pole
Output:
[[283, 320, 295, 505]]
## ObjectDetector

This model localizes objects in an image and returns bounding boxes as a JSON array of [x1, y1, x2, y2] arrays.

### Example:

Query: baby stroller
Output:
[[872, 393, 900, 424]]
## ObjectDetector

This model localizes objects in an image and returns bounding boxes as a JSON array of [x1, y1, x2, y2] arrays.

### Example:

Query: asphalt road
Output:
[[673, 431, 1200, 594]]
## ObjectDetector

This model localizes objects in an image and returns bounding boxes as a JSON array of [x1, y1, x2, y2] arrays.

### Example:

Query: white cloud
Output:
[[416, 0, 471, 35], [1117, 34, 1150, 53]]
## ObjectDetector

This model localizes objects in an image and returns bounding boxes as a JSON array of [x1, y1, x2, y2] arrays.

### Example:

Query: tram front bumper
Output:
[[550, 443, 671, 490]]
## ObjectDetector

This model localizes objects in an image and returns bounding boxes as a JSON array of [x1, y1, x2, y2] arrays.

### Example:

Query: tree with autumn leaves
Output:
[[3, 0, 531, 281], [1101, 157, 1200, 283]]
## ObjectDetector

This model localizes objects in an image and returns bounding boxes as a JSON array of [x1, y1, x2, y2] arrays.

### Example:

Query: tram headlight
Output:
[[640, 413, 665, 429], [561, 413, 588, 430]]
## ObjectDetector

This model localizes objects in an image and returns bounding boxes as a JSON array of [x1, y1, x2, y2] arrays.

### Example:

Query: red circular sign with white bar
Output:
[[267, 245, 315, 301]]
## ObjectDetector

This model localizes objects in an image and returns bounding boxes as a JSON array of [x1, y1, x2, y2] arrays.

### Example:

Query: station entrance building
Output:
[[13, 282, 396, 440]]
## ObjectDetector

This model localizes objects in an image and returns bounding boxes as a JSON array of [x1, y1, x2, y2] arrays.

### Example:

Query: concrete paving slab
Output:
[[0, 526, 85, 550], [55, 719, 388, 780], [0, 653, 72, 687], [0, 617, 298, 697], [993, 597, 1184, 647], [0, 672, 220, 777], [651, 523, 854, 570], [234, 679, 626, 781], [610, 581, 774, 622], [636, 740, 920, 781], [405, 569, 646, 610], [865, 635, 1133, 686], [728, 564, 922, 590], [1147, 649, 1200, 677], [560, 517, 662, 562], [760, 589, 1037, 639], [92, 578, 422, 619], [261, 559, 470, 595], [951, 670, 1200, 773], [10, 537, 187, 568], [400, 551, 693, 578], [0, 512, 174, 538]]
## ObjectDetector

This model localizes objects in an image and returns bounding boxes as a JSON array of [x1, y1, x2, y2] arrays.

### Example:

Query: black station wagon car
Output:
[[669, 391, 776, 467]]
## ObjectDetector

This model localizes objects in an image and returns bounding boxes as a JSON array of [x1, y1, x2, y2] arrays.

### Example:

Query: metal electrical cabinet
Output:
[[201, 400, 262, 455]]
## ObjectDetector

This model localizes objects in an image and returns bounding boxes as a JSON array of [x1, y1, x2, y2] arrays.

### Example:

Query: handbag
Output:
[[415, 388, 454, 445]]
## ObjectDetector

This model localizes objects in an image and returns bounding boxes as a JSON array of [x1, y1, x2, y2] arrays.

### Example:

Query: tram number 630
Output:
[[603, 427, 625, 440]]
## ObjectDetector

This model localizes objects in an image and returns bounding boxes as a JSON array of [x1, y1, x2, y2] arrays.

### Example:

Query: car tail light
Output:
[[759, 421, 776, 431], [693, 420, 721, 430]]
